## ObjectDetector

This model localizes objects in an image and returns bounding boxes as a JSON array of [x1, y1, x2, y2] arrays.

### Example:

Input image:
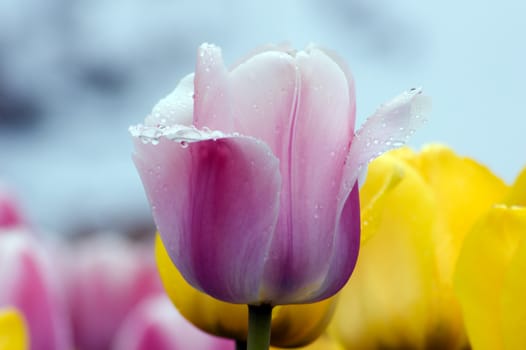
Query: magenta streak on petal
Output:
[[314, 181, 360, 301], [133, 135, 281, 304]]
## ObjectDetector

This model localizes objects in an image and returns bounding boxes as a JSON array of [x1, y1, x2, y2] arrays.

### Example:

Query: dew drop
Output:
[[180, 141, 189, 148]]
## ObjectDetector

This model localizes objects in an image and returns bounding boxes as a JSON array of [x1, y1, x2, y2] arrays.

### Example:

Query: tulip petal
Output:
[[193, 44, 233, 131], [145, 73, 195, 127], [358, 154, 404, 244], [155, 234, 338, 347], [259, 48, 357, 303], [0, 308, 28, 350], [0, 233, 72, 350], [454, 206, 526, 350], [399, 144, 508, 282], [133, 133, 281, 303], [193, 43, 299, 159], [505, 166, 526, 206], [330, 154, 439, 349], [342, 88, 430, 200], [113, 296, 234, 350], [502, 231, 526, 350]]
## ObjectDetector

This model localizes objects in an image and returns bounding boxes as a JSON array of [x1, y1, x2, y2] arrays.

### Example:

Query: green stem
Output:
[[247, 304, 273, 350], [236, 339, 247, 350]]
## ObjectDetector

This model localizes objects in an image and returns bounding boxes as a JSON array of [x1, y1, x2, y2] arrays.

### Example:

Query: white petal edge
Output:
[[129, 124, 234, 146], [343, 87, 431, 192], [144, 73, 195, 127]]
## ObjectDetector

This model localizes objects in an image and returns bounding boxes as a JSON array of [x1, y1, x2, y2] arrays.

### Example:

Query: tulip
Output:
[[454, 167, 526, 350], [112, 295, 235, 350], [329, 145, 507, 349], [0, 231, 72, 350], [0, 307, 28, 350], [155, 233, 337, 348], [130, 43, 428, 306], [61, 235, 162, 350], [131, 43, 428, 349]]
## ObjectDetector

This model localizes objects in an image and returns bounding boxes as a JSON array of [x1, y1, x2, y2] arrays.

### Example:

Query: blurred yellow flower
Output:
[[329, 145, 507, 349], [0, 307, 28, 350], [454, 167, 526, 350], [271, 334, 343, 350], [155, 234, 337, 348]]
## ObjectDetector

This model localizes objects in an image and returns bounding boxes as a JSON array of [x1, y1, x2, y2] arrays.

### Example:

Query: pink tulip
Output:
[[0, 231, 72, 350], [130, 43, 429, 305], [112, 295, 235, 350], [62, 235, 162, 350]]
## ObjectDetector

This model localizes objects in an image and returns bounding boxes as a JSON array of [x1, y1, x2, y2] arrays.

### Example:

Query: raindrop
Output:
[[373, 139, 379, 145], [399, 126, 405, 131], [180, 141, 189, 148], [151, 138, 160, 145]]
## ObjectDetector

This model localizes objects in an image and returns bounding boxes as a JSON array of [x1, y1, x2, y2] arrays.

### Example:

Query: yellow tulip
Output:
[[155, 234, 337, 348], [0, 307, 28, 350], [454, 167, 526, 350], [330, 145, 507, 349]]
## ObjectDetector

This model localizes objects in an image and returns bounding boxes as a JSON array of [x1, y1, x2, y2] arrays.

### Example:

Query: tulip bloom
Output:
[[61, 235, 162, 350], [454, 167, 526, 350], [0, 231, 72, 350], [155, 234, 337, 347], [112, 295, 235, 350], [329, 145, 507, 349], [0, 307, 28, 350], [131, 43, 428, 305]]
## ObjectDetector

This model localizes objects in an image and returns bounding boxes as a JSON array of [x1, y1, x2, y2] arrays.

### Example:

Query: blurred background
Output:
[[1, 0, 524, 236]]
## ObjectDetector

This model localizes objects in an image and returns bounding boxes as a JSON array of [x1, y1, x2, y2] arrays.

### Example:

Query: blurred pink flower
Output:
[[62, 235, 163, 350], [113, 295, 235, 350], [131, 43, 429, 305], [0, 230, 72, 350], [0, 184, 25, 229]]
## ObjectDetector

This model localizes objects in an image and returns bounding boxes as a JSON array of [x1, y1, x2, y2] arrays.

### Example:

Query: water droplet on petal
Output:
[[180, 141, 189, 148]]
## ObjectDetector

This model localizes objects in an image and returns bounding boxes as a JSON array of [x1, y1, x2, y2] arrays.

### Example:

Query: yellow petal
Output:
[[402, 144, 509, 282], [330, 153, 439, 349], [502, 220, 526, 350], [155, 234, 337, 347], [359, 152, 404, 244], [504, 166, 526, 206], [271, 334, 343, 350], [0, 308, 28, 350], [454, 205, 526, 350]]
